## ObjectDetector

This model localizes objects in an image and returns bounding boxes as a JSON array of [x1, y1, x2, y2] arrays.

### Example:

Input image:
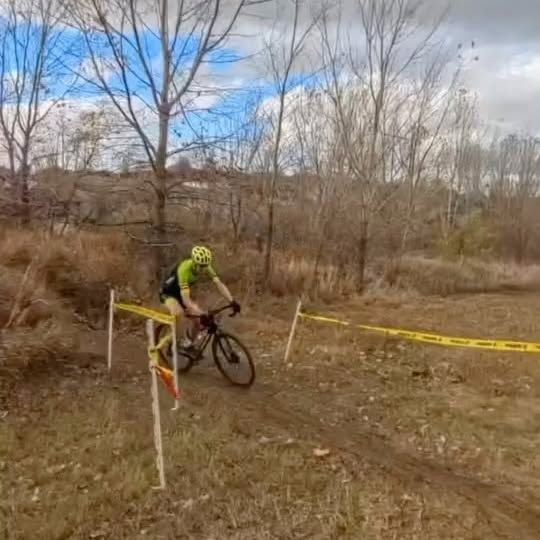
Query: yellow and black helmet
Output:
[[191, 245, 212, 266]]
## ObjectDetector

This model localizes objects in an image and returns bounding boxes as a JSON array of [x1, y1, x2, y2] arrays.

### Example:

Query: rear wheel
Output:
[[154, 323, 194, 373], [212, 331, 255, 387]]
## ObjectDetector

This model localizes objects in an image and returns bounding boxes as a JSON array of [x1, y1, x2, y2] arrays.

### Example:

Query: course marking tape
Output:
[[299, 312, 540, 354], [114, 303, 174, 325]]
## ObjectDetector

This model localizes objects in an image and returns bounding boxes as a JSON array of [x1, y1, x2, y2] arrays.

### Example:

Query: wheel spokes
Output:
[[219, 337, 239, 363], [214, 334, 254, 386]]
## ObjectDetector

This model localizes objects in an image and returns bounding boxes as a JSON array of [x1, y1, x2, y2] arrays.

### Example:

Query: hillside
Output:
[[2, 228, 540, 539]]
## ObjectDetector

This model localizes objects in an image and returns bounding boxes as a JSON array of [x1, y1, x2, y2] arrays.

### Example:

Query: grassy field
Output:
[[2, 291, 540, 539]]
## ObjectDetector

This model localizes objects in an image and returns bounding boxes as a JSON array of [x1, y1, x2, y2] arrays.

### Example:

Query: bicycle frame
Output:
[[184, 304, 233, 362], [187, 330, 214, 362], [156, 301, 254, 387]]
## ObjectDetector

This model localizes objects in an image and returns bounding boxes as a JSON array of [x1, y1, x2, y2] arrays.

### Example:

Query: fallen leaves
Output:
[[313, 448, 331, 458]]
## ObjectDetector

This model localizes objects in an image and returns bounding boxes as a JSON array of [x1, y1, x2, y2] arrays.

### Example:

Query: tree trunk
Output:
[[153, 106, 170, 237], [310, 236, 325, 293], [357, 220, 369, 292], [264, 189, 275, 283], [264, 77, 287, 286], [229, 192, 242, 251], [148, 104, 172, 279], [7, 145, 16, 200], [148, 171, 167, 280], [203, 172, 216, 236], [514, 222, 526, 264], [256, 233, 263, 253], [153, 172, 167, 235], [19, 159, 31, 225]]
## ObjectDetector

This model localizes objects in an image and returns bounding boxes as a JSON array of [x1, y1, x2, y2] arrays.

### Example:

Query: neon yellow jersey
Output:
[[177, 259, 218, 292]]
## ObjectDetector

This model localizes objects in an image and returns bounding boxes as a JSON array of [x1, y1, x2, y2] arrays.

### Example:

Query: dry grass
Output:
[[1, 227, 153, 304], [492, 261, 540, 290], [293, 292, 540, 477], [216, 240, 540, 301], [5, 227, 535, 315], [260, 254, 356, 300], [2, 225, 540, 380], [381, 255, 540, 296], [0, 227, 154, 375], [2, 288, 540, 538], [0, 321, 79, 376], [216, 246, 357, 301], [0, 359, 498, 540]]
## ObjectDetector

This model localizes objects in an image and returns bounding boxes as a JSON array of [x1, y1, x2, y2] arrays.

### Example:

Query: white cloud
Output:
[[78, 56, 118, 85], [5, 0, 540, 174], [462, 46, 540, 133], [229, 0, 540, 135]]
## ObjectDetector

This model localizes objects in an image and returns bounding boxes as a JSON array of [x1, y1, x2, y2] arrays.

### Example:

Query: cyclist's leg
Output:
[[160, 295, 184, 349], [177, 288, 201, 342], [163, 296, 182, 317], [187, 298, 203, 342]]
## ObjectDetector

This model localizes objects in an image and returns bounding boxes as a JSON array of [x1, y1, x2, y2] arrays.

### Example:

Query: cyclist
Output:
[[160, 245, 240, 349]]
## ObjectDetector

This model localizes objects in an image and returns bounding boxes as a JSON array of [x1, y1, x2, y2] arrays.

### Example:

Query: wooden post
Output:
[[170, 321, 180, 411], [146, 319, 166, 490], [107, 289, 115, 372], [284, 299, 302, 363]]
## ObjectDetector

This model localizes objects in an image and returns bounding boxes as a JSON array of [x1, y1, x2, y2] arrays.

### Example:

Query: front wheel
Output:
[[154, 323, 194, 373], [212, 332, 255, 387]]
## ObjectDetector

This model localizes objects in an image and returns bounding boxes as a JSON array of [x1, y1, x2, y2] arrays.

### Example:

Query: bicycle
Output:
[[153, 303, 256, 387]]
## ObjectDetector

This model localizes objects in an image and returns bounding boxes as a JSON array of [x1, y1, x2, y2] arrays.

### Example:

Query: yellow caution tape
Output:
[[155, 328, 173, 351], [114, 303, 174, 325], [146, 327, 180, 399], [299, 312, 540, 354], [147, 331, 173, 368], [147, 346, 161, 367]]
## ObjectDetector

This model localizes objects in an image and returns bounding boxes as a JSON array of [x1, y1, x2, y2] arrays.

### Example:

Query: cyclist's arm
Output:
[[177, 260, 204, 316], [207, 265, 234, 303], [181, 287, 205, 316], [213, 277, 234, 303]]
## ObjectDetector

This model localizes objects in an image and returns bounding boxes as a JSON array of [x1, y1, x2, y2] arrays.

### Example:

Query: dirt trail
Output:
[[183, 365, 540, 540], [105, 322, 540, 539], [252, 393, 540, 539], [4, 324, 540, 539]]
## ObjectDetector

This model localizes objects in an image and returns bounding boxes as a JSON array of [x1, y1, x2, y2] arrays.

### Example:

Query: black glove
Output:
[[231, 300, 241, 314], [199, 313, 211, 327]]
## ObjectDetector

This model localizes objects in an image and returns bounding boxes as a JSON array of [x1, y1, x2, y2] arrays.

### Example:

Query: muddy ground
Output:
[[2, 292, 540, 539]]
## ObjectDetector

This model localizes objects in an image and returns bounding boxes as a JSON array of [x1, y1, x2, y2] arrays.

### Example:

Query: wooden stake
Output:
[[107, 289, 115, 372], [170, 321, 180, 411], [284, 299, 302, 363], [146, 319, 166, 490]]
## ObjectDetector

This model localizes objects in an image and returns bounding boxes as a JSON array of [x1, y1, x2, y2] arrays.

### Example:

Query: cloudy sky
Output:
[[235, 0, 540, 134], [430, 0, 540, 133], [3, 0, 540, 171]]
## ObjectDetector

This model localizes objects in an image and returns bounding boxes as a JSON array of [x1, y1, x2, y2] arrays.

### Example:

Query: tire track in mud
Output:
[[13, 358, 540, 539], [187, 368, 540, 540], [256, 395, 540, 539], [50, 332, 540, 539]]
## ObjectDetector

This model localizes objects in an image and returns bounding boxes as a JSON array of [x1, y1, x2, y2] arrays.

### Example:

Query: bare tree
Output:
[[69, 106, 110, 171], [262, 0, 319, 283], [287, 86, 348, 288], [70, 0, 264, 241], [488, 134, 540, 262], [439, 88, 478, 241], [33, 100, 112, 171], [219, 96, 266, 173], [393, 51, 457, 259], [0, 0, 73, 221], [217, 96, 266, 247], [320, 0, 445, 289]]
